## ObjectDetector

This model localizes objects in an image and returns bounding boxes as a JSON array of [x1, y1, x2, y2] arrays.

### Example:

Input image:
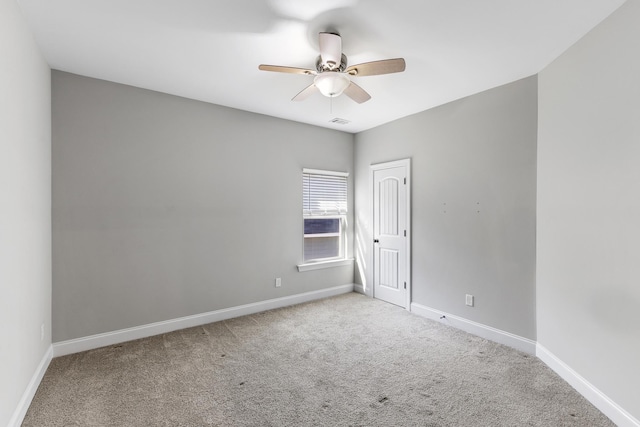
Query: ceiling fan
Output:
[[259, 32, 405, 104]]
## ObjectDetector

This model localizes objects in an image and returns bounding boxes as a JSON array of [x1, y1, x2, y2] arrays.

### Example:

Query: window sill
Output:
[[297, 258, 354, 272]]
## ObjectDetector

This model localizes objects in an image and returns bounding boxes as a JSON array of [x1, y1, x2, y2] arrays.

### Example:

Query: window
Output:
[[302, 169, 348, 263]]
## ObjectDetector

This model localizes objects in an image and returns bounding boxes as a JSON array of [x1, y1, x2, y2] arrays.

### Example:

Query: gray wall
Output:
[[52, 71, 353, 342], [0, 0, 52, 425], [537, 0, 640, 419], [355, 77, 537, 340]]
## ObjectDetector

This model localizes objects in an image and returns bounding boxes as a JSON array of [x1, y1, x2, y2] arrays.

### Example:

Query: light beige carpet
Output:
[[23, 292, 613, 426]]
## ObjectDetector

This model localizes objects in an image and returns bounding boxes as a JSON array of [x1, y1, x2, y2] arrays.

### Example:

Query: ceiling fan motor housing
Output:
[[316, 54, 348, 72]]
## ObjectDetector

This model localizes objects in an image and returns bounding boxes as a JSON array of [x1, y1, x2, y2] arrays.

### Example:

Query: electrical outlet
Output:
[[275, 277, 281, 288], [41, 323, 45, 341], [465, 294, 474, 307]]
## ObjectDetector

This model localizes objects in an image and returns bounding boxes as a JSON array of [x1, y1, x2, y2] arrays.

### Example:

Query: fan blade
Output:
[[292, 84, 318, 102], [319, 32, 342, 69], [343, 81, 371, 104], [346, 58, 406, 76], [259, 64, 316, 75]]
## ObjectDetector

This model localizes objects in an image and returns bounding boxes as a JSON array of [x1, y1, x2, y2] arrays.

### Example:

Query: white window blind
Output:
[[302, 169, 348, 216]]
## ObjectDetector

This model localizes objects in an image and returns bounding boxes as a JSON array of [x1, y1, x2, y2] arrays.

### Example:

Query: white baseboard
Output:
[[536, 344, 640, 427], [8, 345, 53, 427], [410, 302, 536, 355], [53, 284, 354, 357], [354, 284, 365, 294]]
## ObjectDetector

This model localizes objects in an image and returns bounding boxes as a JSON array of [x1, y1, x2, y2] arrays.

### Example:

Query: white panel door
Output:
[[373, 160, 410, 308]]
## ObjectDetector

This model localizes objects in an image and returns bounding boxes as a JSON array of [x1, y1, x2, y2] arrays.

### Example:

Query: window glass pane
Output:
[[304, 236, 340, 261], [304, 218, 340, 235]]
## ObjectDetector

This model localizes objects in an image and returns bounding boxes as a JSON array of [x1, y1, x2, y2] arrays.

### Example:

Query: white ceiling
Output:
[[18, 0, 626, 133]]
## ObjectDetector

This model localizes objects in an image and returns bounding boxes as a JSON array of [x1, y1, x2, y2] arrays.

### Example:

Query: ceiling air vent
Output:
[[329, 118, 350, 125]]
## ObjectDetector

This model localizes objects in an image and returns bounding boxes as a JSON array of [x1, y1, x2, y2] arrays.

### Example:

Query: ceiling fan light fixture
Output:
[[314, 72, 350, 97]]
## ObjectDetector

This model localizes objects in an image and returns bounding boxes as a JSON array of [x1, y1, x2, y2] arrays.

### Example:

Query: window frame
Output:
[[298, 168, 350, 270]]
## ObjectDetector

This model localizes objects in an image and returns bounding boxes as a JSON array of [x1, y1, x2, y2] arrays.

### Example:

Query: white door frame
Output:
[[370, 158, 411, 310]]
